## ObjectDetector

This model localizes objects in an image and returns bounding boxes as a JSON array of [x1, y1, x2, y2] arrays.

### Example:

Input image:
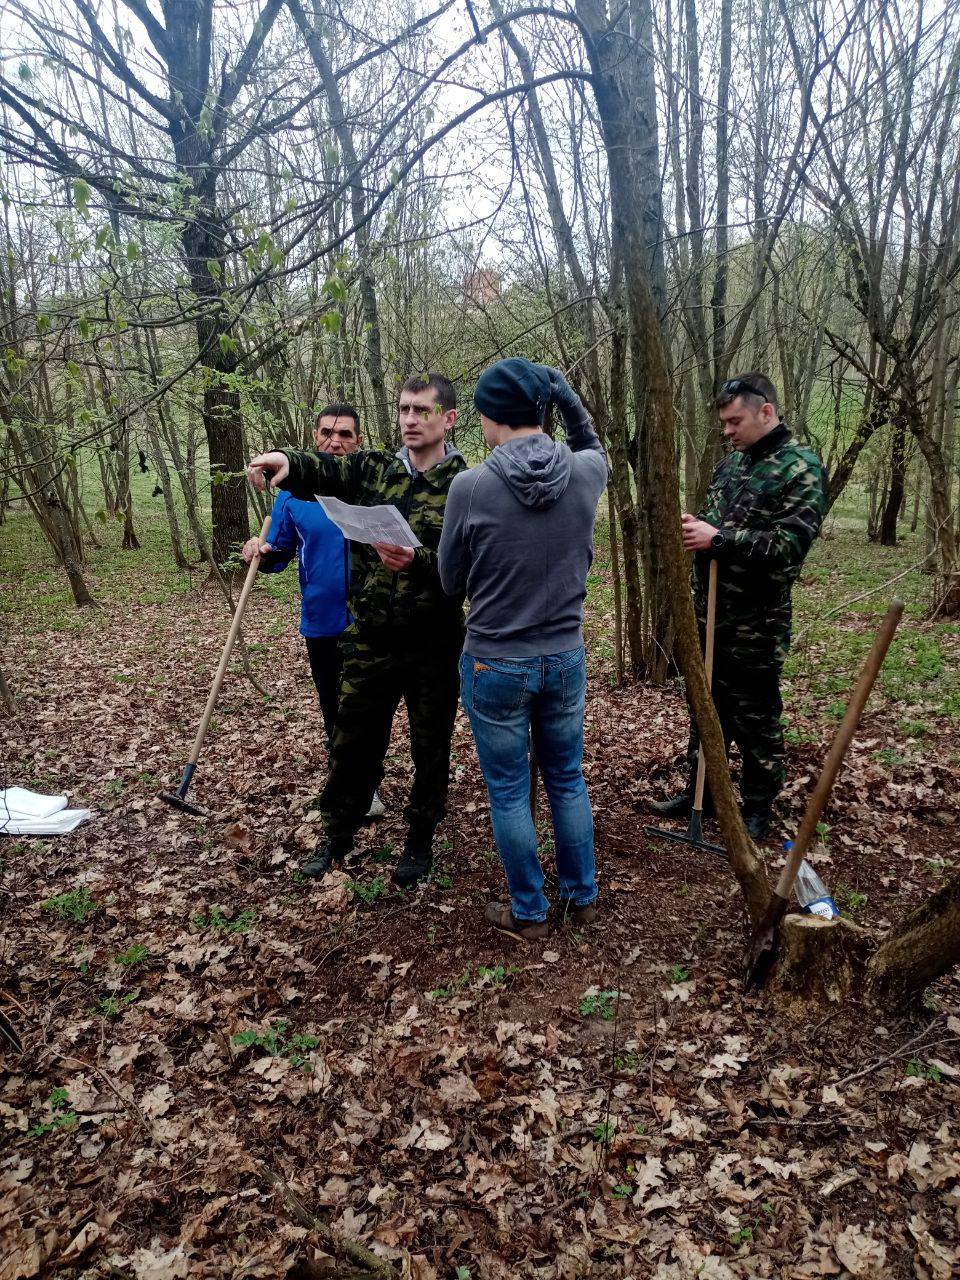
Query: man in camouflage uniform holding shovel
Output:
[[248, 374, 466, 887], [650, 373, 827, 842]]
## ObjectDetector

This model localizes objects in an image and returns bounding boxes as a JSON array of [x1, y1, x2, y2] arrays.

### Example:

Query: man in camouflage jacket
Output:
[[248, 374, 466, 887], [651, 372, 827, 841]]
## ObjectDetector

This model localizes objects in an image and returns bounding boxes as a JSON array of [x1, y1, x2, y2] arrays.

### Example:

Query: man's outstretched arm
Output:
[[248, 448, 360, 501]]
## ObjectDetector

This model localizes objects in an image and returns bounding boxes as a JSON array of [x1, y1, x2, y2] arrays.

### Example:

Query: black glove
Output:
[[547, 369, 587, 425]]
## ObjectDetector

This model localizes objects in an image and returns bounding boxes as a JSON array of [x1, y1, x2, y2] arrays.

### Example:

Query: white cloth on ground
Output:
[[0, 787, 93, 835]]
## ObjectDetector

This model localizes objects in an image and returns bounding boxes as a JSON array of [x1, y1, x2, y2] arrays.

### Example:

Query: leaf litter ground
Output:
[[2, 521, 960, 1279]]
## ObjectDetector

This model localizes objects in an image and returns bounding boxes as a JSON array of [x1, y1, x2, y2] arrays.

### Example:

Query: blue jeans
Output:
[[459, 648, 597, 922]]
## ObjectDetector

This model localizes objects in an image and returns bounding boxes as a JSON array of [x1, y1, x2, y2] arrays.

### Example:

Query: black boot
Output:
[[743, 808, 773, 842], [300, 840, 350, 879], [649, 789, 693, 819], [650, 788, 714, 819], [392, 834, 434, 890]]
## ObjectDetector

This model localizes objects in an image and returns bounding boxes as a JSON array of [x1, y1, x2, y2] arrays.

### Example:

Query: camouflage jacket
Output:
[[279, 444, 467, 641], [693, 422, 826, 654]]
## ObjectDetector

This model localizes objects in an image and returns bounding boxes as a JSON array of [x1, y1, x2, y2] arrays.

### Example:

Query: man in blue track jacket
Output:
[[242, 404, 359, 744]]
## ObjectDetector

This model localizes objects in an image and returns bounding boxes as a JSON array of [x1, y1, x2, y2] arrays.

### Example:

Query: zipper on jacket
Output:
[[386, 468, 418, 629]]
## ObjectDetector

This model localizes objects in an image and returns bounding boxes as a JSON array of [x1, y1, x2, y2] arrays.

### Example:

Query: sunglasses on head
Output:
[[720, 378, 769, 403]]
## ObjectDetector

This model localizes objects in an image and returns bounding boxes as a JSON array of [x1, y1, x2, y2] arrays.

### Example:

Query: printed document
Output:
[[316, 496, 421, 549]]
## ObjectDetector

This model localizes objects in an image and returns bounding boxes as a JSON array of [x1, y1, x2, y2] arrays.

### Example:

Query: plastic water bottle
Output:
[[785, 840, 839, 920]]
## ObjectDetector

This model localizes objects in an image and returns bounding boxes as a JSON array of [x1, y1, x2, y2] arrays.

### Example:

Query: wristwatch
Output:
[[710, 530, 728, 551]]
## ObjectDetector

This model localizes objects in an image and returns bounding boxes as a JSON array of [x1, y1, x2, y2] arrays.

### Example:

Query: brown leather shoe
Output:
[[484, 902, 549, 941], [559, 899, 598, 926]]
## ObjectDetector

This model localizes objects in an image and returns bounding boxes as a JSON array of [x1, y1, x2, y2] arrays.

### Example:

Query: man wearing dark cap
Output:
[[439, 358, 608, 940]]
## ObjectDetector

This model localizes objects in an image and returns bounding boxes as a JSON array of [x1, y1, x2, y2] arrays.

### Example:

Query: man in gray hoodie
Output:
[[439, 358, 608, 940]]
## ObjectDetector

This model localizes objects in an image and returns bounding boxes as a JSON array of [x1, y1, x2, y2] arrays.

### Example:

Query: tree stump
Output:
[[771, 914, 876, 1008]]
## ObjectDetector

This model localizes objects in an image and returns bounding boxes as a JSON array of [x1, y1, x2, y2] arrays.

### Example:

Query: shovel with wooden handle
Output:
[[645, 557, 725, 856], [744, 599, 904, 991], [160, 512, 272, 817]]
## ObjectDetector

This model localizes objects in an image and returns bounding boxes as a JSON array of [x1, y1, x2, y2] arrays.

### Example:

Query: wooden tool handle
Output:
[[186, 513, 271, 767], [774, 599, 904, 898], [692, 558, 719, 811]]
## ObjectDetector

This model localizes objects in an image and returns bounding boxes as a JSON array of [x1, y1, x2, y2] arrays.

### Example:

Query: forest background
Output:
[[2, 0, 960, 1277]]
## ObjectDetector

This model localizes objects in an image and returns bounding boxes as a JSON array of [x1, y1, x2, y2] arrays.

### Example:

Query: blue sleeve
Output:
[[258, 492, 296, 574]]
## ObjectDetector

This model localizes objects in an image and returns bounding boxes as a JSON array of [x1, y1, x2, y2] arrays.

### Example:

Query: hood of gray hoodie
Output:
[[484, 434, 572, 509], [395, 440, 463, 475]]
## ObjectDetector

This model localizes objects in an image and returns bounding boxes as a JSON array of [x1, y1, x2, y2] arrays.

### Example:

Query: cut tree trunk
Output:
[[771, 915, 876, 1009]]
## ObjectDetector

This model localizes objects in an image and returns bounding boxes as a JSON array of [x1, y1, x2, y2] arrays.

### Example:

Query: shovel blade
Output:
[[744, 894, 790, 991]]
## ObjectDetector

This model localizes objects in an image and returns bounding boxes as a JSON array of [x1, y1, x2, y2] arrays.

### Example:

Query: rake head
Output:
[[159, 790, 206, 817]]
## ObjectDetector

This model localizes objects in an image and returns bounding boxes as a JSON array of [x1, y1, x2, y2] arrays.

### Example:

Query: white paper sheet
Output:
[[0, 787, 93, 835], [316, 496, 421, 549], [0, 810, 93, 835], [0, 787, 68, 819]]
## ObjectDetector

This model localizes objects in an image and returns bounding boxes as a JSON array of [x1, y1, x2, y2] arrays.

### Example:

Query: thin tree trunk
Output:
[[878, 418, 906, 545]]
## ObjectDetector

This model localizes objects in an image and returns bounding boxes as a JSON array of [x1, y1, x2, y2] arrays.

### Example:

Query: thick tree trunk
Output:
[[866, 871, 960, 1012], [293, 0, 392, 446], [578, 0, 673, 682], [577, 0, 769, 920]]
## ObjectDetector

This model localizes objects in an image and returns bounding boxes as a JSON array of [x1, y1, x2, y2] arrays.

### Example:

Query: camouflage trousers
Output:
[[318, 628, 462, 848], [686, 629, 788, 812]]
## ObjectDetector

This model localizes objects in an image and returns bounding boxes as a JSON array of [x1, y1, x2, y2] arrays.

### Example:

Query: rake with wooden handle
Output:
[[744, 599, 904, 991], [645, 557, 725, 855], [160, 512, 272, 817]]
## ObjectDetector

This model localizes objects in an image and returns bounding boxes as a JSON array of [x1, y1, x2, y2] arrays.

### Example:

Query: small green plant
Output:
[[191, 906, 254, 933], [905, 1057, 941, 1083], [114, 943, 151, 967], [826, 699, 846, 719], [611, 1183, 632, 1198], [42, 887, 98, 923], [430, 967, 472, 999], [899, 718, 931, 738], [834, 885, 867, 919], [92, 993, 137, 1018], [345, 876, 386, 905], [104, 778, 124, 796], [874, 747, 907, 766], [730, 1224, 754, 1246], [674, 883, 691, 898], [232, 1020, 320, 1069], [455, 1268, 471, 1280], [578, 990, 618, 1020], [614, 1051, 642, 1072], [476, 964, 513, 986], [431, 867, 453, 889], [925, 857, 955, 876], [815, 820, 830, 845], [592, 1121, 615, 1143], [27, 1087, 77, 1138], [668, 964, 690, 983]]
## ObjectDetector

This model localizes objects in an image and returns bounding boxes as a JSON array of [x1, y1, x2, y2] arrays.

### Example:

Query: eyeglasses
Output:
[[719, 378, 769, 403]]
